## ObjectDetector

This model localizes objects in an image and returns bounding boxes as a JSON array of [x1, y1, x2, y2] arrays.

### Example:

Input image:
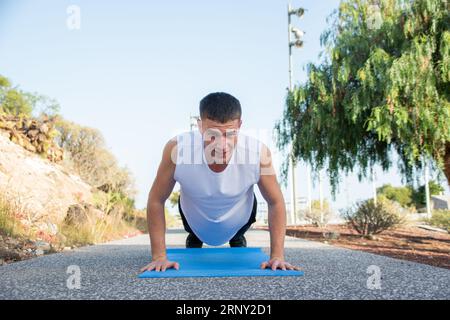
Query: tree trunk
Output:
[[444, 142, 450, 188]]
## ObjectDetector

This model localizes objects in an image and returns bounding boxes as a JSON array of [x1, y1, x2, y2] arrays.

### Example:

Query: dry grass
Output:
[[1, 187, 144, 249], [0, 189, 31, 238], [59, 211, 135, 247]]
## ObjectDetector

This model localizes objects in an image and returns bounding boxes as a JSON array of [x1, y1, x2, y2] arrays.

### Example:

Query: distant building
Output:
[[431, 195, 450, 210]]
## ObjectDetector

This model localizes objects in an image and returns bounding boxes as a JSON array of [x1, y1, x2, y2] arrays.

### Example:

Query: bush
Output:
[[0, 190, 29, 238], [59, 205, 134, 247], [124, 209, 147, 233], [0, 195, 21, 237], [377, 184, 414, 207], [54, 117, 136, 197], [0, 88, 32, 116], [304, 199, 332, 226], [165, 209, 181, 229], [0, 75, 60, 118], [343, 196, 404, 236], [425, 210, 450, 232]]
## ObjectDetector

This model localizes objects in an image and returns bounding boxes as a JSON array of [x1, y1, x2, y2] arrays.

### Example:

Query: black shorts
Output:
[[178, 192, 258, 240]]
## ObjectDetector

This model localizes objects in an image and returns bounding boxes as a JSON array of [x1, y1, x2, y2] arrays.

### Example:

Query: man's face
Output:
[[198, 118, 242, 164]]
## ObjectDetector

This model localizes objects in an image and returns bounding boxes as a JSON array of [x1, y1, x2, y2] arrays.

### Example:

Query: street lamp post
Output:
[[287, 2, 305, 226], [423, 155, 432, 219]]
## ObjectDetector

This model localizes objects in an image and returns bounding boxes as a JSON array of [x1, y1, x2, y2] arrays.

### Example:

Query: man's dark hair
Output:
[[199, 92, 242, 123]]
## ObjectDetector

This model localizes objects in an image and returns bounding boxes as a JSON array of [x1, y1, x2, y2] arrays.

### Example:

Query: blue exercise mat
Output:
[[138, 247, 304, 278]]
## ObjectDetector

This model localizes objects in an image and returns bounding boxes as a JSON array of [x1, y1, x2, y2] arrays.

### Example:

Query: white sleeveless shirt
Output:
[[174, 130, 262, 246]]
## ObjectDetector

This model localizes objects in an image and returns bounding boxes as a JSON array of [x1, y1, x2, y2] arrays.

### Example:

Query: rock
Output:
[[34, 241, 51, 251], [27, 129, 39, 138], [323, 231, 340, 240], [6, 238, 19, 246], [97, 183, 113, 193], [56, 233, 67, 243], [86, 206, 105, 220], [63, 247, 71, 252], [365, 234, 379, 241], [35, 221, 58, 236], [40, 123, 49, 134], [64, 204, 89, 226], [0, 248, 21, 260], [64, 202, 106, 226], [37, 133, 47, 143], [35, 249, 44, 256]]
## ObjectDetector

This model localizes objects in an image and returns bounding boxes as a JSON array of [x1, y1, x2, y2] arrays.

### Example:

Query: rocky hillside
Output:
[[0, 124, 146, 265], [0, 130, 93, 224], [0, 127, 97, 265], [0, 113, 64, 163]]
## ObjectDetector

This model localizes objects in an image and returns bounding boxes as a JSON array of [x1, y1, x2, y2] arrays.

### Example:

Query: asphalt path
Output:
[[0, 229, 448, 299]]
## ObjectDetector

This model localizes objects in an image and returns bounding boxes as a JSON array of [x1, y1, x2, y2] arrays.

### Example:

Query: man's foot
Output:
[[229, 235, 247, 247], [186, 233, 203, 248]]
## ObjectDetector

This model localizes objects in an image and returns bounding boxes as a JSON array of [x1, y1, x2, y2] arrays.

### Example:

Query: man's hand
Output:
[[140, 256, 180, 272], [260, 257, 301, 271]]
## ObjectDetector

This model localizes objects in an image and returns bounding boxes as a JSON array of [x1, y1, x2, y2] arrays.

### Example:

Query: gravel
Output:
[[0, 229, 448, 299]]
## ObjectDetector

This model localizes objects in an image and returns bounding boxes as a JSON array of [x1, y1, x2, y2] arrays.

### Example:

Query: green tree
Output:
[[377, 183, 414, 207], [275, 0, 450, 197], [412, 179, 445, 207], [0, 75, 32, 116], [22, 92, 61, 118], [0, 74, 60, 118], [168, 191, 180, 207]]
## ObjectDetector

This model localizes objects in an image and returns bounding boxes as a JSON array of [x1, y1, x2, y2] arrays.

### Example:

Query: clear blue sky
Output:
[[1, 0, 448, 212]]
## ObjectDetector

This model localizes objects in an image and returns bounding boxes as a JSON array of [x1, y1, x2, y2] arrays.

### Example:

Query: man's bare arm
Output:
[[257, 144, 301, 271], [144, 138, 177, 267], [257, 144, 286, 260]]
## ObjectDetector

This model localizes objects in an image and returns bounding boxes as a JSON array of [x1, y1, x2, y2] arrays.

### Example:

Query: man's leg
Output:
[[229, 193, 258, 247], [178, 196, 203, 248]]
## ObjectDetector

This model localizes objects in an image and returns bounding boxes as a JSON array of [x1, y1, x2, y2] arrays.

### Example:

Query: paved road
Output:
[[0, 229, 449, 299]]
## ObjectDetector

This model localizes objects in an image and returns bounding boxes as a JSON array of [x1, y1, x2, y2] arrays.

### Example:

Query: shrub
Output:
[[343, 196, 404, 236], [0, 75, 60, 118], [425, 210, 450, 232], [377, 184, 414, 207], [0, 190, 30, 238], [0, 195, 21, 237], [59, 206, 133, 247], [304, 199, 332, 226], [124, 209, 147, 233], [54, 117, 136, 197], [165, 209, 181, 229]]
